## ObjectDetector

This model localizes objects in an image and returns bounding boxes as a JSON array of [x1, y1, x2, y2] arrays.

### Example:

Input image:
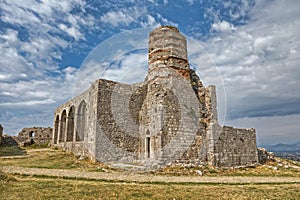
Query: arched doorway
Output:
[[54, 115, 59, 144], [76, 100, 87, 141], [66, 106, 75, 142], [59, 110, 67, 143]]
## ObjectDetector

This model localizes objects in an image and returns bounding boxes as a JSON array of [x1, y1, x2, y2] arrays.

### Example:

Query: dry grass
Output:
[[155, 159, 300, 177], [1, 147, 299, 177], [0, 148, 110, 172], [0, 174, 299, 200], [1, 147, 300, 199]]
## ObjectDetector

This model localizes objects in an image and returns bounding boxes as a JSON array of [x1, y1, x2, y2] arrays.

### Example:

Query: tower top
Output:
[[151, 25, 179, 32], [148, 26, 189, 80]]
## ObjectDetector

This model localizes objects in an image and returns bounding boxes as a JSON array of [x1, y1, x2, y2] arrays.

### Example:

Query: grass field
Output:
[[1, 147, 300, 199], [1, 174, 300, 199], [1, 147, 299, 176], [0, 147, 108, 172]]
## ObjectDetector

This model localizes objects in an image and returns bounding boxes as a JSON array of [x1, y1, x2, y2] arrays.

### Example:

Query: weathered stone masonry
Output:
[[52, 26, 258, 168], [15, 127, 52, 147]]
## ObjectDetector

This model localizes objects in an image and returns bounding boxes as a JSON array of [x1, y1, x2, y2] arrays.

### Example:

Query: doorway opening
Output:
[[146, 137, 150, 158]]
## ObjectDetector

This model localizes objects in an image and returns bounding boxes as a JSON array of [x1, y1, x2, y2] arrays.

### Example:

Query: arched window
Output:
[[76, 100, 87, 141], [53, 115, 59, 144], [66, 106, 75, 142], [59, 110, 67, 143]]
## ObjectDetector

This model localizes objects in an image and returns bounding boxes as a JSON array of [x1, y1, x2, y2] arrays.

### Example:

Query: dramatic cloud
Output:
[[0, 0, 93, 134], [198, 0, 300, 120]]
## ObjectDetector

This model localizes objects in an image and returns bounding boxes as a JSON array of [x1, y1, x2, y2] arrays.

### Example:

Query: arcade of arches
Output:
[[53, 100, 87, 144]]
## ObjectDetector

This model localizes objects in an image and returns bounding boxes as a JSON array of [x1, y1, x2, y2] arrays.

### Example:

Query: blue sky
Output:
[[0, 0, 299, 146]]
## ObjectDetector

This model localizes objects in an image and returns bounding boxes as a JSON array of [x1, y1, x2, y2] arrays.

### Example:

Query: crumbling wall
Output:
[[257, 147, 275, 164], [213, 126, 258, 167], [16, 127, 52, 146]]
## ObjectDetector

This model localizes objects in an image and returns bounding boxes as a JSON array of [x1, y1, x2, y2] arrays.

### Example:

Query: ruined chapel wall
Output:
[[95, 80, 143, 162], [213, 126, 258, 167]]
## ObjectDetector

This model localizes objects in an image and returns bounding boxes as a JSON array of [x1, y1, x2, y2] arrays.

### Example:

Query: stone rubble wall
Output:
[[257, 147, 275, 164], [16, 127, 52, 146], [213, 126, 258, 167]]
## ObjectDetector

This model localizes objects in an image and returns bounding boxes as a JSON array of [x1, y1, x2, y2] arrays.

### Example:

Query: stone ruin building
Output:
[[51, 26, 258, 168], [0, 126, 52, 147], [15, 127, 52, 147]]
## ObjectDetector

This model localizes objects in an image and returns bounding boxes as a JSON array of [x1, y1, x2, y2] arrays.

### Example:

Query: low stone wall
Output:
[[214, 126, 258, 167]]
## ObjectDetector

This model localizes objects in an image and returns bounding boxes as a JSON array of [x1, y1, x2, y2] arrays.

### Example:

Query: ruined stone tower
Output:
[[52, 26, 258, 168]]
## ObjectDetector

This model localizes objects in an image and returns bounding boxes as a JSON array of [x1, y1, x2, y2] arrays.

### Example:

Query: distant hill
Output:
[[267, 143, 300, 152]]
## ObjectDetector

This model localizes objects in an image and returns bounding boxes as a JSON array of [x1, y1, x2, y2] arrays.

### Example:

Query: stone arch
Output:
[[59, 110, 67, 143], [66, 106, 75, 142], [76, 100, 87, 141], [53, 115, 59, 144]]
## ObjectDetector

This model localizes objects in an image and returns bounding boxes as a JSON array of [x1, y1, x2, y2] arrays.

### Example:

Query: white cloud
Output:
[[0, 99, 55, 107], [59, 24, 84, 41], [211, 20, 236, 32], [102, 51, 148, 83], [100, 7, 147, 26], [141, 15, 160, 28], [0, 0, 90, 135], [157, 13, 178, 27]]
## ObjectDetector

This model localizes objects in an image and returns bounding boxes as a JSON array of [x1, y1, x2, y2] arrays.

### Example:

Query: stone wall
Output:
[[16, 127, 52, 146], [213, 126, 258, 167], [52, 80, 99, 160], [95, 80, 142, 162]]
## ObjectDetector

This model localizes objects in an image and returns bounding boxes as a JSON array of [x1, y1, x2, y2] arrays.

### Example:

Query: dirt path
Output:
[[1, 166, 299, 184]]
